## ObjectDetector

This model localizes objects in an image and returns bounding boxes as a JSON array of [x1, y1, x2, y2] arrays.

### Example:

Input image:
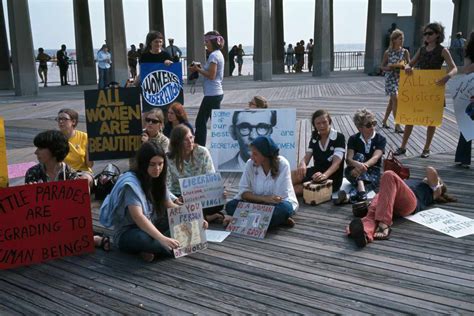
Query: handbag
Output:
[[383, 150, 410, 179], [94, 163, 121, 200]]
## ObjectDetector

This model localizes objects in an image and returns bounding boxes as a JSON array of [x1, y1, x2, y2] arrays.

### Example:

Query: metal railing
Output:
[[333, 51, 365, 71]]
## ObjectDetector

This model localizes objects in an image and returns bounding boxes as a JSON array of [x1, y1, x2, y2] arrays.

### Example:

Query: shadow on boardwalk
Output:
[[1, 72, 473, 314]]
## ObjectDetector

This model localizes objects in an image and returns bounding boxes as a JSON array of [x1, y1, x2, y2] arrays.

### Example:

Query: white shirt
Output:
[[235, 156, 299, 212]]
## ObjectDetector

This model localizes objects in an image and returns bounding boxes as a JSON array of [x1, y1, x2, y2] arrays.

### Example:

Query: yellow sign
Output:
[[396, 69, 446, 126], [0, 117, 8, 188]]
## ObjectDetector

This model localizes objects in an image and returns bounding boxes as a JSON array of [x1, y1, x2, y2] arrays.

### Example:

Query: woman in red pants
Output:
[[348, 167, 456, 248]]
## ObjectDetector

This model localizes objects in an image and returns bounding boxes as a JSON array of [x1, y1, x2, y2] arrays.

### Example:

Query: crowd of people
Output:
[[22, 22, 472, 261], [285, 39, 314, 73]]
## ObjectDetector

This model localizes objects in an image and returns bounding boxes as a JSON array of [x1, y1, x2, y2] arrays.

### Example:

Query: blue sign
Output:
[[140, 62, 184, 112]]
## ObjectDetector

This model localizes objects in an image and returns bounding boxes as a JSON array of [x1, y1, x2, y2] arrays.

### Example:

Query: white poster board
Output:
[[178, 173, 225, 208], [210, 109, 297, 172], [226, 202, 275, 239], [447, 73, 474, 141], [405, 208, 474, 238]]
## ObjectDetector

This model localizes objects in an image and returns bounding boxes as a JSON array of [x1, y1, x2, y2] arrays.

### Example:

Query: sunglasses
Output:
[[423, 31, 435, 36], [145, 118, 161, 124], [364, 121, 377, 128]]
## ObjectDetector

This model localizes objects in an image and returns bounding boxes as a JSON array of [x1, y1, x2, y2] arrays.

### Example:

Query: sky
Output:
[[2, 0, 454, 50]]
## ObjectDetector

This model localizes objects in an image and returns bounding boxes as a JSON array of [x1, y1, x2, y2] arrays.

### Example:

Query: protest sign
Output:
[[167, 202, 207, 258], [397, 69, 446, 126], [140, 62, 184, 112], [405, 208, 474, 238], [447, 73, 474, 141], [206, 230, 231, 243], [211, 109, 297, 172], [179, 173, 225, 209], [84, 87, 142, 160], [226, 202, 275, 239], [0, 117, 7, 188], [0, 179, 94, 270]]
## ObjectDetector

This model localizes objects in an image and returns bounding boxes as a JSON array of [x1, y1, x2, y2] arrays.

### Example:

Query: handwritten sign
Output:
[[84, 87, 143, 160], [179, 173, 225, 208], [167, 202, 207, 258], [447, 73, 474, 141], [140, 62, 184, 112], [0, 180, 94, 270], [397, 69, 446, 126], [226, 202, 275, 239], [211, 109, 297, 172], [0, 117, 7, 188], [405, 207, 474, 238]]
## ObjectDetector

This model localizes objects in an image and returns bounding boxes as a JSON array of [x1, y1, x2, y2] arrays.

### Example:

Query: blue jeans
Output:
[[225, 199, 294, 228], [98, 67, 110, 90], [455, 133, 471, 165], [195, 94, 224, 146], [118, 225, 173, 258]]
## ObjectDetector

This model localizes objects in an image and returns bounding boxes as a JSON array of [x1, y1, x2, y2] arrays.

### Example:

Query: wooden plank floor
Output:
[[1, 73, 473, 314]]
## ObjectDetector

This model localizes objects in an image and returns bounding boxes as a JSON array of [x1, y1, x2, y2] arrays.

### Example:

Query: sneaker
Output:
[[334, 190, 348, 205], [393, 147, 407, 156], [421, 150, 430, 158]]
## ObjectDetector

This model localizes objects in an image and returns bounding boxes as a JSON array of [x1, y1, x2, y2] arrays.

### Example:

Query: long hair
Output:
[[465, 31, 474, 62], [389, 29, 404, 50], [424, 22, 445, 45], [169, 102, 189, 123], [132, 142, 168, 216], [145, 31, 163, 53], [168, 124, 195, 173], [435, 182, 457, 204]]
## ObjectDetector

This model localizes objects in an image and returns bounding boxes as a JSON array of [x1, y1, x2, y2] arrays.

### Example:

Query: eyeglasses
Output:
[[364, 121, 377, 128], [145, 118, 161, 124], [236, 123, 272, 137], [55, 117, 71, 122], [423, 31, 435, 36]]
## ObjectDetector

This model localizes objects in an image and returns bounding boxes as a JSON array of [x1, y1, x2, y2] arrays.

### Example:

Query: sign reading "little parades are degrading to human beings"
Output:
[[397, 69, 446, 127], [84, 88, 143, 160]]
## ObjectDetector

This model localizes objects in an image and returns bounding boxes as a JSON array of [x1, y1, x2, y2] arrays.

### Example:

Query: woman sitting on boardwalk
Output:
[[348, 167, 456, 248], [167, 125, 227, 224], [226, 136, 299, 228], [336, 108, 386, 204], [56, 108, 94, 188], [100, 142, 187, 262], [292, 109, 345, 195], [163, 102, 194, 138]]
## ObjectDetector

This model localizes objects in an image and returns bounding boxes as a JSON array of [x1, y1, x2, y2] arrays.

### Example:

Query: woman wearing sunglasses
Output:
[[337, 108, 386, 203], [394, 22, 457, 158]]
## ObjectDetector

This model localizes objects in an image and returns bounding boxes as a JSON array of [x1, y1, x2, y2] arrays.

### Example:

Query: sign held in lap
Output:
[[0, 180, 94, 270], [179, 173, 225, 208], [226, 202, 275, 239]]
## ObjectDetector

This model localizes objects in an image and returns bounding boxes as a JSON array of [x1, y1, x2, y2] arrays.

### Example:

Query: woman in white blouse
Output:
[[225, 136, 299, 227]]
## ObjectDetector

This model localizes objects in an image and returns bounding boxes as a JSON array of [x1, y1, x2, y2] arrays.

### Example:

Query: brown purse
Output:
[[383, 150, 410, 179]]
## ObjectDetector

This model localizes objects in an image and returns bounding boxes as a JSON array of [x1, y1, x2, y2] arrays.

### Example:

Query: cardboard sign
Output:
[[226, 202, 275, 239], [0, 180, 94, 270], [167, 202, 207, 258], [397, 69, 446, 126], [84, 88, 143, 160], [179, 173, 225, 209], [211, 109, 297, 172], [447, 73, 474, 141], [405, 208, 474, 238], [140, 62, 184, 112], [0, 117, 7, 188]]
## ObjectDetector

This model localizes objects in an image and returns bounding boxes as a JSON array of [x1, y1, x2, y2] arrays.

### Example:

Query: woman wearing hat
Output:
[[225, 136, 299, 228]]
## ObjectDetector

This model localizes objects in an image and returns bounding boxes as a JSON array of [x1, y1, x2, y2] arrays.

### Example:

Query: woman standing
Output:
[[226, 136, 299, 228], [139, 31, 173, 65], [189, 30, 225, 146], [285, 44, 296, 73], [380, 29, 410, 133], [100, 142, 185, 262], [56, 108, 94, 188], [163, 102, 194, 138], [454, 31, 474, 169], [97, 44, 112, 89], [394, 22, 457, 158], [236, 44, 245, 76]]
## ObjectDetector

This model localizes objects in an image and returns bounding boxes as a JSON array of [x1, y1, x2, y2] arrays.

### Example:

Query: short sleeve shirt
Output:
[[203, 50, 224, 96], [308, 129, 346, 174], [347, 132, 386, 167], [64, 130, 92, 173]]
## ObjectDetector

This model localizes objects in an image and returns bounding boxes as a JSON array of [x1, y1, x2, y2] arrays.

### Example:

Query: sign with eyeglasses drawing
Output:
[[84, 88, 143, 160], [210, 109, 296, 172]]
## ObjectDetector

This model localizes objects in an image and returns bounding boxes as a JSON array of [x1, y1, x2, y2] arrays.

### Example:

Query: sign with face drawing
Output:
[[210, 109, 296, 172]]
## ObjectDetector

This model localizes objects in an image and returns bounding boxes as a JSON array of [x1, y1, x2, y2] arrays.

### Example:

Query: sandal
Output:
[[373, 223, 391, 240], [94, 234, 111, 252], [394, 125, 404, 134], [393, 147, 406, 156], [420, 150, 430, 158], [382, 122, 390, 129], [284, 217, 296, 228], [349, 218, 367, 248]]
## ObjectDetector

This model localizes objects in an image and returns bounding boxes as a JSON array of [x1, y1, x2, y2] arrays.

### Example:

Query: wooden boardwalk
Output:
[[1, 73, 473, 314]]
